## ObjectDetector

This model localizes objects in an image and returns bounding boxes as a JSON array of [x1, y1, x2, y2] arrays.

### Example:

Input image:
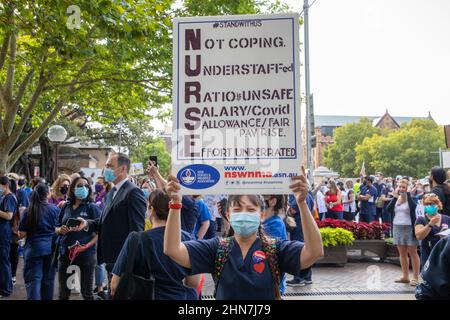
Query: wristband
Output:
[[169, 202, 183, 210]]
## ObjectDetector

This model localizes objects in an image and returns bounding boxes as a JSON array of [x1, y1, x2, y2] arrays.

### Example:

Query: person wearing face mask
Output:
[[429, 167, 450, 216], [379, 179, 395, 236], [164, 169, 324, 300], [49, 174, 71, 209], [110, 189, 201, 300], [75, 153, 146, 297], [386, 179, 420, 286], [414, 194, 450, 269], [55, 177, 100, 300], [94, 177, 108, 210], [358, 176, 379, 223]]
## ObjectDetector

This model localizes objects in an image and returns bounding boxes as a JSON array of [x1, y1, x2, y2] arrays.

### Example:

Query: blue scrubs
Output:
[[112, 227, 198, 300], [193, 199, 215, 240], [181, 196, 200, 234], [19, 203, 59, 300], [16, 187, 30, 209], [288, 194, 314, 282], [184, 237, 304, 300], [263, 215, 288, 294], [359, 185, 378, 222], [57, 201, 100, 259], [0, 193, 17, 297]]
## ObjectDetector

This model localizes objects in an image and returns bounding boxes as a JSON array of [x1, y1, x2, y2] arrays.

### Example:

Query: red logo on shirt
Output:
[[253, 262, 265, 274]]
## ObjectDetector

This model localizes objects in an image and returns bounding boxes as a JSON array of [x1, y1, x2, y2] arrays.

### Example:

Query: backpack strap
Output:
[[266, 238, 281, 287], [213, 236, 233, 296]]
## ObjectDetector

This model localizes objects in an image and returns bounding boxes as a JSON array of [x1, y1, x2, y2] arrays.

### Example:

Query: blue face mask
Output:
[[424, 205, 438, 216], [0, 187, 3, 196], [74, 187, 89, 200], [142, 189, 150, 199], [230, 212, 260, 238], [104, 168, 117, 183]]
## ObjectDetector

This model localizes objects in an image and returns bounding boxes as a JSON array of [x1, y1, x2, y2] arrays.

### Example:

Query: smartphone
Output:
[[66, 218, 81, 228], [149, 156, 158, 167]]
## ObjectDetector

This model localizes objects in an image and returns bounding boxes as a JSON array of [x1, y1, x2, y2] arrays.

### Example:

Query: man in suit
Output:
[[77, 153, 146, 283]]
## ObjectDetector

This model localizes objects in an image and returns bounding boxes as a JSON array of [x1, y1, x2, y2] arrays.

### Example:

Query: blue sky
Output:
[[285, 0, 450, 124]]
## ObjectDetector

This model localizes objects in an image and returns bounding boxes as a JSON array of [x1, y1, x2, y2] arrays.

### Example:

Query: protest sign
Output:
[[172, 13, 301, 194]]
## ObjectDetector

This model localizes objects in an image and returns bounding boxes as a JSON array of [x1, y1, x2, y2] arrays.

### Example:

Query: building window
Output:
[[321, 126, 336, 137]]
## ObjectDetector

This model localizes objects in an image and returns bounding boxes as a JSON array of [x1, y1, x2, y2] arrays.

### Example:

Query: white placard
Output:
[[172, 13, 301, 195], [442, 151, 450, 169], [130, 163, 144, 176]]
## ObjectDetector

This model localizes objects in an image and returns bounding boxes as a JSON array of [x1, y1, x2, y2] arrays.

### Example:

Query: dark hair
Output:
[[366, 176, 374, 184], [0, 176, 9, 186], [148, 189, 170, 221], [431, 166, 448, 185], [30, 177, 44, 189], [24, 183, 49, 231], [68, 177, 93, 203], [116, 153, 131, 173], [9, 179, 17, 193], [264, 195, 285, 213], [356, 179, 360, 183], [225, 194, 281, 300]]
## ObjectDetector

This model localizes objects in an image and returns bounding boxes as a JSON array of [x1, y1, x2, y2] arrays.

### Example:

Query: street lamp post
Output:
[[48, 125, 67, 182]]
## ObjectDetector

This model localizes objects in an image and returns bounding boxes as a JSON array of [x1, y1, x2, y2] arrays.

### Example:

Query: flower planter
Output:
[[386, 244, 399, 258], [315, 245, 348, 266], [349, 240, 387, 260]]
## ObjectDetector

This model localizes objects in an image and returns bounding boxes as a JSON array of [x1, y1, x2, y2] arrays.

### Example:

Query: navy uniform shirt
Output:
[[360, 185, 378, 215], [184, 237, 304, 300], [416, 236, 450, 299], [112, 227, 198, 300], [18, 203, 59, 258], [16, 187, 30, 208], [193, 199, 215, 240], [181, 196, 200, 234], [56, 201, 100, 259], [415, 215, 450, 261], [0, 193, 18, 245]]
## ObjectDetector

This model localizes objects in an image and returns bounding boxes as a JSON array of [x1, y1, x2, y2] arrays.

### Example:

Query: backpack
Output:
[[213, 236, 281, 299], [113, 231, 155, 300]]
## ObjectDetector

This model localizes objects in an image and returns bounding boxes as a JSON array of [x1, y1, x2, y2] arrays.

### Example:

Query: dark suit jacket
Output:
[[88, 179, 146, 264]]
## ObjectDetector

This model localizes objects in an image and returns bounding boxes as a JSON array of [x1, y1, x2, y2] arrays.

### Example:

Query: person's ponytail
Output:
[[25, 183, 49, 231]]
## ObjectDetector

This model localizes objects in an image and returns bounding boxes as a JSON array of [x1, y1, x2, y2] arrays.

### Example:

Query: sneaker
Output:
[[97, 290, 108, 300], [286, 279, 307, 287], [12, 277, 16, 285], [304, 279, 313, 285]]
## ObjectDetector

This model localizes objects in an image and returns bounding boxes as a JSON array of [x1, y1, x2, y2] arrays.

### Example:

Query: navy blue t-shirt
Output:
[[184, 237, 303, 300], [56, 201, 100, 259], [16, 188, 30, 208], [19, 203, 59, 258], [0, 193, 18, 245], [112, 227, 198, 300], [181, 196, 199, 234], [416, 236, 450, 299], [193, 199, 215, 240], [382, 187, 394, 209], [360, 185, 378, 215], [415, 215, 450, 261]]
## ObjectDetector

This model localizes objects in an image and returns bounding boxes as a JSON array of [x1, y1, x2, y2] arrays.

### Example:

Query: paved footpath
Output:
[[6, 257, 416, 300]]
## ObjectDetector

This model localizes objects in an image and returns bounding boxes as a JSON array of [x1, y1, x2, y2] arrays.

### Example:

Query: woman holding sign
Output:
[[163, 172, 323, 300]]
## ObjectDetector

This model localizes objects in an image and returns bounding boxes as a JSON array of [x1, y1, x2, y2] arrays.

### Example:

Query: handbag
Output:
[[113, 231, 155, 300]]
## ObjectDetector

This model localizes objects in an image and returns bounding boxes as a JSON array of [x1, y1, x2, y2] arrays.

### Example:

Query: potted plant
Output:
[[385, 238, 399, 258], [316, 227, 355, 266]]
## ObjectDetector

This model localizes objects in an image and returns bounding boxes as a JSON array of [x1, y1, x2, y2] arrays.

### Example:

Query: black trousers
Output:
[[58, 255, 96, 300], [10, 242, 19, 277]]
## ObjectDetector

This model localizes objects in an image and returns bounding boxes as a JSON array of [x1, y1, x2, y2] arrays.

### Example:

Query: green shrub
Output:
[[385, 238, 394, 246], [320, 227, 355, 247]]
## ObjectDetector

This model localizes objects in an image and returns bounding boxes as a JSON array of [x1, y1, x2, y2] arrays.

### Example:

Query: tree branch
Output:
[[5, 32, 17, 98], [6, 62, 92, 168], [0, 33, 10, 70], [3, 69, 35, 135], [43, 77, 171, 91]]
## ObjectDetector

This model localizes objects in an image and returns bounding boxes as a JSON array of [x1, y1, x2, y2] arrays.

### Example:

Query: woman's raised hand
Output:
[[166, 175, 181, 204]]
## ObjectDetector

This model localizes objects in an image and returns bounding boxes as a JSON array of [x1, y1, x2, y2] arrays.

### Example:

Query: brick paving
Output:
[[5, 256, 416, 300]]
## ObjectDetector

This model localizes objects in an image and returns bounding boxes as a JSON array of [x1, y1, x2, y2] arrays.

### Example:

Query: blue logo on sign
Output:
[[177, 164, 220, 189]]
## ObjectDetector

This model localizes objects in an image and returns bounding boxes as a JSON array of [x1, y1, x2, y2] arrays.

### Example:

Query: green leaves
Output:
[[320, 227, 355, 247]]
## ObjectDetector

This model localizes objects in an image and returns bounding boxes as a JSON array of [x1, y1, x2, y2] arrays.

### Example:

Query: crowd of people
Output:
[[0, 155, 449, 300]]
